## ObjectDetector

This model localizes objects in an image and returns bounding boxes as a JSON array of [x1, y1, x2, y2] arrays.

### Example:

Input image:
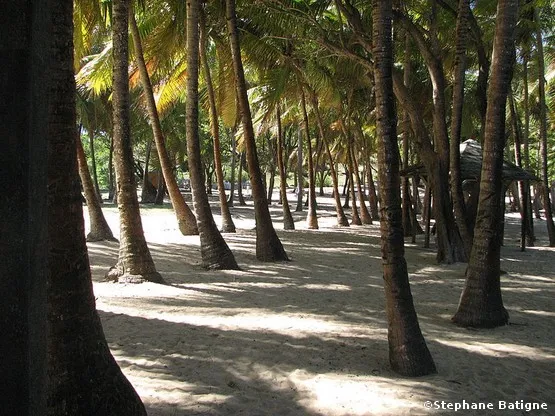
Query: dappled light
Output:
[[86, 204, 555, 415]]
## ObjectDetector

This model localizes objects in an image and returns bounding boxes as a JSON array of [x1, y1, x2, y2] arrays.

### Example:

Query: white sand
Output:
[[86, 194, 555, 415]]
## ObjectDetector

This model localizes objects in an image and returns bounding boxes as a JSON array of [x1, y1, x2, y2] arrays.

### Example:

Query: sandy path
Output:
[[86, 194, 555, 415]]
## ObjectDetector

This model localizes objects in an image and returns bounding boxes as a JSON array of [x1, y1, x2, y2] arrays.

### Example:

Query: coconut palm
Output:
[[107, 0, 163, 284], [226, 0, 289, 261], [46, 0, 147, 413], [185, 0, 239, 270], [372, 0, 436, 376], [452, 0, 520, 328]]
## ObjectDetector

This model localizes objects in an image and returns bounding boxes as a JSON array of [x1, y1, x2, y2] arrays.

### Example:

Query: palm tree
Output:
[[107, 0, 164, 284], [185, 0, 239, 270], [276, 104, 296, 229], [533, 7, 555, 246], [1, 1, 50, 412], [199, 5, 236, 233], [46, 0, 147, 413], [226, 0, 289, 261], [129, 8, 198, 236], [300, 89, 319, 229], [452, 0, 520, 328], [372, 0, 436, 376], [76, 131, 116, 241]]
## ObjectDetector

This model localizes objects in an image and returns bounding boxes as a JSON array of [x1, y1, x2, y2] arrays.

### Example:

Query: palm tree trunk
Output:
[[366, 160, 380, 220], [185, 0, 238, 269], [129, 9, 198, 235], [228, 131, 236, 206], [140, 139, 157, 203], [534, 8, 555, 246], [372, 0, 436, 377], [107, 0, 163, 284], [47, 1, 147, 414], [88, 129, 103, 203], [76, 129, 116, 241], [345, 131, 362, 225], [311, 96, 349, 226], [238, 151, 247, 206], [452, 0, 519, 328], [295, 128, 304, 212], [226, 0, 288, 261], [351, 127, 372, 224], [449, 0, 473, 258], [1, 2, 49, 411], [277, 105, 295, 230], [199, 6, 236, 233], [300, 90, 318, 229]]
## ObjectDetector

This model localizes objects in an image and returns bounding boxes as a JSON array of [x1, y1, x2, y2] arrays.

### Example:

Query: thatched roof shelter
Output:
[[401, 139, 539, 183]]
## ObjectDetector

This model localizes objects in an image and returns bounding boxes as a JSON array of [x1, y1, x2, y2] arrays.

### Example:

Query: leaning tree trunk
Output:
[[129, 10, 198, 235], [277, 105, 295, 230], [226, 0, 288, 261], [346, 134, 362, 225], [140, 140, 157, 203], [452, 0, 519, 328], [76, 133, 116, 241], [47, 1, 147, 414], [107, 0, 163, 284], [311, 95, 349, 226], [372, 0, 436, 377], [185, 0, 238, 270], [199, 7, 236, 233], [300, 89, 318, 229], [534, 8, 555, 246], [295, 128, 304, 212]]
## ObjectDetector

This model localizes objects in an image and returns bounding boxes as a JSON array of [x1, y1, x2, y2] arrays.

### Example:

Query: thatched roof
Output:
[[400, 139, 539, 183]]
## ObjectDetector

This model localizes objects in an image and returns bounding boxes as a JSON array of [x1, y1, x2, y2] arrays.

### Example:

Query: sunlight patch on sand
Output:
[[434, 340, 555, 360], [288, 370, 415, 415]]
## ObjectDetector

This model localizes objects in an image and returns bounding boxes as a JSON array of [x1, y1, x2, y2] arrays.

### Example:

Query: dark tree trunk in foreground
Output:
[[46, 1, 147, 414], [129, 10, 198, 235], [372, 0, 436, 376], [1, 1, 49, 412], [185, 0, 238, 269], [200, 7, 236, 233], [107, 0, 163, 284], [226, 0, 288, 261], [452, 0, 519, 328], [76, 133, 116, 241], [277, 105, 295, 230]]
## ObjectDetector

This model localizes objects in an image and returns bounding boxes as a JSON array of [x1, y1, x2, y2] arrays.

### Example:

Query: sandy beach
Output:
[[85, 193, 555, 415]]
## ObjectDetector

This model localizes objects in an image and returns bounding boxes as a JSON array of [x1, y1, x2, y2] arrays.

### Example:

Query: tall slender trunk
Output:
[[300, 90, 318, 229], [225, 0, 288, 261], [534, 9, 555, 246], [185, 0, 238, 269], [295, 128, 304, 212], [449, 0, 473, 258], [522, 52, 535, 242], [107, 0, 163, 284], [366, 161, 380, 220], [129, 9, 198, 235], [199, 7, 235, 233], [312, 96, 349, 226], [46, 1, 147, 414], [88, 129, 103, 203], [372, 0, 436, 376], [345, 131, 361, 225], [140, 140, 157, 203], [352, 126, 372, 224], [453, 0, 519, 328], [108, 136, 115, 201], [77, 131, 116, 241], [402, 33, 412, 235], [228, 132, 236, 206], [277, 105, 295, 229], [238, 151, 247, 206]]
